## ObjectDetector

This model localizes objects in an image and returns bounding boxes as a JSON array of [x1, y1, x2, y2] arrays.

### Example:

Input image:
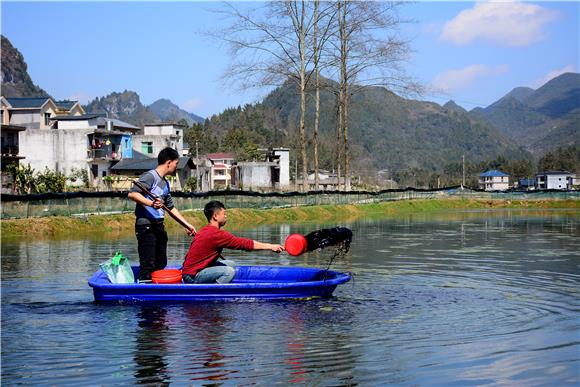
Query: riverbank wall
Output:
[[2, 195, 578, 239]]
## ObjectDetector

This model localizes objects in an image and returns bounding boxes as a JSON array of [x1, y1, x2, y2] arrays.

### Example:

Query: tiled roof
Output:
[[5, 97, 51, 108], [479, 169, 508, 177], [54, 100, 78, 110], [536, 170, 571, 175], [206, 152, 235, 160]]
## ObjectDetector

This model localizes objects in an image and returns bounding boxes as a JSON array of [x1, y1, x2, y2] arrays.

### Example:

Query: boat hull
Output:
[[88, 265, 351, 302]]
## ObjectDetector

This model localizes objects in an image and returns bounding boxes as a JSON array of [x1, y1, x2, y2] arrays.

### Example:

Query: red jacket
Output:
[[181, 225, 254, 276]]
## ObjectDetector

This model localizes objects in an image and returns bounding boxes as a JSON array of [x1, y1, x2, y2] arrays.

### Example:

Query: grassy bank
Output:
[[1, 198, 578, 239]]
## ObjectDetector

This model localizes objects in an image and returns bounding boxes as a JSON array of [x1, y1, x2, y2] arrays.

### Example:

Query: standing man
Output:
[[128, 147, 196, 282], [182, 200, 285, 284]]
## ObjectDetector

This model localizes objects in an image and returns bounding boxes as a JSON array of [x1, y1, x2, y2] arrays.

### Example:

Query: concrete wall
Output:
[[273, 148, 290, 188], [546, 174, 569, 190], [58, 118, 97, 130], [235, 163, 274, 189], [10, 111, 40, 129], [19, 129, 92, 174]]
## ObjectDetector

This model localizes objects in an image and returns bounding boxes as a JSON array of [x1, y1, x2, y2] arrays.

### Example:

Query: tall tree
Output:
[[329, 1, 420, 190], [210, 1, 335, 191]]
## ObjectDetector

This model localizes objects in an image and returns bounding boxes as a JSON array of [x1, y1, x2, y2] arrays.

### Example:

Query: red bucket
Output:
[[285, 234, 307, 256], [151, 269, 183, 284]]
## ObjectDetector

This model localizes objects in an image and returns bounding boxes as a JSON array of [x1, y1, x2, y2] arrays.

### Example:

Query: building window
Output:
[[141, 142, 153, 154], [44, 113, 51, 126]]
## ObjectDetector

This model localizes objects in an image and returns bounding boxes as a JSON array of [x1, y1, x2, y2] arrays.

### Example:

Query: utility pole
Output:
[[196, 141, 200, 192], [462, 154, 465, 188]]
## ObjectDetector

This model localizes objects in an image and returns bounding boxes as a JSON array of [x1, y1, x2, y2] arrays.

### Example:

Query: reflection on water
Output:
[[1, 209, 579, 385]]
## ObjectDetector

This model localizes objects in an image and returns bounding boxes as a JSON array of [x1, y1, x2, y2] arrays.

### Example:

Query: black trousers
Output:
[[135, 221, 168, 280]]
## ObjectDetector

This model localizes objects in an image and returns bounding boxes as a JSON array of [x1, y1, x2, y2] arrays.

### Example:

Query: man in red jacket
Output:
[[182, 200, 285, 284]]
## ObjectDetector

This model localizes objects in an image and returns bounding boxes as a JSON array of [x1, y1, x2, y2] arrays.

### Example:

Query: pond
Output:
[[1, 209, 579, 386]]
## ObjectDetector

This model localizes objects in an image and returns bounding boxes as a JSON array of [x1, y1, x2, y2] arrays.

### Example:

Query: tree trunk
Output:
[[298, 1, 308, 192], [313, 0, 320, 191]]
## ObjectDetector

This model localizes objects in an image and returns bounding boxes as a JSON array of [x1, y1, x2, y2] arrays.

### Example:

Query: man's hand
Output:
[[186, 227, 196, 237], [151, 198, 164, 209], [270, 244, 285, 253]]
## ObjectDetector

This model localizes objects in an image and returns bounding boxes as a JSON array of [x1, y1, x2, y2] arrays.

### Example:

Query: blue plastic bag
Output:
[[100, 251, 135, 284]]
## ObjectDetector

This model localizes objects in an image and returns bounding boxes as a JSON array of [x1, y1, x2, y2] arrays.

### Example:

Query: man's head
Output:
[[204, 200, 227, 227], [157, 147, 180, 176]]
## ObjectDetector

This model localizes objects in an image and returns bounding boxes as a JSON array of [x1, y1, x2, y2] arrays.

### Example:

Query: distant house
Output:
[[301, 169, 345, 191], [230, 148, 290, 191], [206, 152, 235, 189], [478, 170, 509, 191], [45, 114, 139, 187], [110, 151, 198, 191], [1, 96, 84, 130], [517, 178, 536, 191], [535, 171, 573, 190], [133, 122, 187, 157]]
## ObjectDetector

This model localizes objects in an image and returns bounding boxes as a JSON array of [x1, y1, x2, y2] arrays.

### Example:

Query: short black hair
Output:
[[157, 147, 180, 165], [204, 200, 226, 222]]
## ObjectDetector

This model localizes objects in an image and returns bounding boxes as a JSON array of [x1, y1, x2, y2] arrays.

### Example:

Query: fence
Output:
[[1, 187, 578, 219]]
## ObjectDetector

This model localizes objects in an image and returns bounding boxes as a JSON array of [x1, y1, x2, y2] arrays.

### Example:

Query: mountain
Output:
[[84, 91, 159, 127], [203, 78, 530, 174], [148, 98, 204, 125], [443, 100, 467, 114], [470, 72, 580, 155], [1, 35, 50, 98]]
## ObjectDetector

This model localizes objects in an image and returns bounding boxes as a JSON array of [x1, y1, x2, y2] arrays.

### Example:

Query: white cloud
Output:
[[441, 1, 559, 47], [181, 98, 203, 112], [431, 64, 509, 93], [530, 65, 577, 88]]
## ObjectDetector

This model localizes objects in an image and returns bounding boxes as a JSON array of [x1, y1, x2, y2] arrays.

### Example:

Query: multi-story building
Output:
[[478, 170, 509, 191], [535, 171, 573, 190]]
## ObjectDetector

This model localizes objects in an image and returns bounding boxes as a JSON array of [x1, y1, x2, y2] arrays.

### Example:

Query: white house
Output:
[[478, 170, 509, 191], [230, 148, 290, 191], [205, 152, 235, 189], [19, 113, 139, 188], [535, 171, 573, 190], [133, 122, 187, 157]]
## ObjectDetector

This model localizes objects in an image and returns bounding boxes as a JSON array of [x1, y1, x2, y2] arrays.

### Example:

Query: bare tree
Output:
[[328, 1, 421, 190], [210, 1, 335, 191]]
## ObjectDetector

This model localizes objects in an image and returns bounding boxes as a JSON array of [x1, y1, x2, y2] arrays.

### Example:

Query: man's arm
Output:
[[253, 240, 285, 253], [168, 207, 197, 235], [128, 191, 158, 207]]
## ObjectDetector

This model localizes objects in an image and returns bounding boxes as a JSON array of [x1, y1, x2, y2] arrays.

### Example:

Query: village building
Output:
[[478, 170, 509, 191], [535, 171, 574, 190], [133, 122, 187, 158], [230, 148, 290, 191], [205, 152, 235, 189], [110, 150, 201, 192]]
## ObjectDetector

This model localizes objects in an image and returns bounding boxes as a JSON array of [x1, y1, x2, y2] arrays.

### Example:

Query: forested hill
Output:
[[200, 79, 530, 175], [469, 72, 580, 155]]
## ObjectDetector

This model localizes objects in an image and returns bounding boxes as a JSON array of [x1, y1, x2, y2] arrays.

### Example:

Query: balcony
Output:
[[1, 145, 19, 156], [88, 148, 121, 161]]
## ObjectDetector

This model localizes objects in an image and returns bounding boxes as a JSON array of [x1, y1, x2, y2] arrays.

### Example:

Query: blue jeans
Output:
[[183, 260, 236, 284]]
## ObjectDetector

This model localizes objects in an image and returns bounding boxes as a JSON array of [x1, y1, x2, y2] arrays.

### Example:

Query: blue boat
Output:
[[88, 265, 351, 302]]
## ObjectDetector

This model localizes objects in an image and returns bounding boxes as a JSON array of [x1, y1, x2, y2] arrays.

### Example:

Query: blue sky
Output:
[[1, 1, 578, 118]]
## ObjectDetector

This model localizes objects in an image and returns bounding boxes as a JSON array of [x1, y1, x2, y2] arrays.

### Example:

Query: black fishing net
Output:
[[304, 227, 353, 273]]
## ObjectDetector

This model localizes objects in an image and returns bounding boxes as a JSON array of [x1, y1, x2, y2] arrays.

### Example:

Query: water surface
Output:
[[2, 209, 579, 385]]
